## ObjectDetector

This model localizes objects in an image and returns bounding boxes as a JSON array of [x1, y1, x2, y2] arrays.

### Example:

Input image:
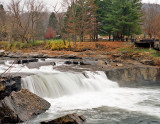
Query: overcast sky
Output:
[[1, 0, 160, 12]]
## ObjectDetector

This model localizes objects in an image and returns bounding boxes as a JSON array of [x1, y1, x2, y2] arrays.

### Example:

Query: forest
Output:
[[0, 0, 159, 49]]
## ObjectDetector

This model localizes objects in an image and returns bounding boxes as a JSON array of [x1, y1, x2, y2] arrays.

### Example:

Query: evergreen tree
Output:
[[95, 0, 113, 40], [48, 12, 58, 32], [96, 0, 143, 41]]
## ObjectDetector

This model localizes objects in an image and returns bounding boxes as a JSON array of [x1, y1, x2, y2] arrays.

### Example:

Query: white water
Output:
[[1, 60, 160, 122], [0, 60, 62, 74], [22, 71, 119, 98], [21, 71, 160, 120]]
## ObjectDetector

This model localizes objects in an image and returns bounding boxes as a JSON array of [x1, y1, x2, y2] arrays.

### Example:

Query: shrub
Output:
[[45, 40, 73, 50]]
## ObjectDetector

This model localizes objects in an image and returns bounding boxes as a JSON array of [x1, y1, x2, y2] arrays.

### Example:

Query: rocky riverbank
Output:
[[106, 66, 160, 87], [0, 89, 50, 123], [0, 49, 160, 123]]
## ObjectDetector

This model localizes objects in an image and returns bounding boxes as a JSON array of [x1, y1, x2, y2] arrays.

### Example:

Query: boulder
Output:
[[80, 60, 97, 65], [0, 89, 51, 123], [105, 67, 160, 87], [0, 50, 5, 57], [65, 61, 72, 65], [73, 61, 79, 65], [16, 59, 38, 64], [0, 76, 21, 100], [41, 113, 86, 124], [26, 62, 56, 69]]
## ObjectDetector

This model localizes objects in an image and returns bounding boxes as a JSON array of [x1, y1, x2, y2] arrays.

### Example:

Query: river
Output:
[[1, 59, 160, 124]]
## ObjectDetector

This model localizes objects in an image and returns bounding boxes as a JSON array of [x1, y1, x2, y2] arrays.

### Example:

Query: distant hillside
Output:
[[142, 3, 160, 11]]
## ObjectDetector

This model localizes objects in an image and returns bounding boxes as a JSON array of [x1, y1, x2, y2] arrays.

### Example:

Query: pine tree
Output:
[[96, 0, 143, 41], [48, 12, 58, 32]]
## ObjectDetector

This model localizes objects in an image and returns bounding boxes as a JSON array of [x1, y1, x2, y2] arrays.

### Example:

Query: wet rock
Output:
[[73, 61, 79, 65], [80, 60, 97, 65], [0, 60, 5, 64], [41, 58, 46, 61], [0, 116, 19, 123], [41, 113, 86, 124], [27, 62, 56, 68], [0, 89, 51, 123], [16, 59, 38, 64], [65, 61, 72, 65], [0, 76, 21, 100]]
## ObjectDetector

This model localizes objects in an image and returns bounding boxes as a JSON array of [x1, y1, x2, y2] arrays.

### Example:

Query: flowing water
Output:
[[1, 59, 160, 123]]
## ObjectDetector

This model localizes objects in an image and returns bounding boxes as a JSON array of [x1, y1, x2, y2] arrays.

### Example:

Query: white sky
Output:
[[0, 0, 160, 12]]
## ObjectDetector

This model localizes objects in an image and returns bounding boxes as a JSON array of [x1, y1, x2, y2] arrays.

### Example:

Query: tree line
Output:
[[0, 0, 159, 47]]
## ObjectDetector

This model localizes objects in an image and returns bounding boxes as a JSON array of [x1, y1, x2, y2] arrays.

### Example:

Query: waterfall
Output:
[[21, 71, 119, 98]]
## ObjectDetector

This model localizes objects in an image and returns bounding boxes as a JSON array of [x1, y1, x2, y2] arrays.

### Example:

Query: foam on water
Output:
[[21, 71, 160, 119], [1, 60, 160, 122], [0, 60, 60, 74]]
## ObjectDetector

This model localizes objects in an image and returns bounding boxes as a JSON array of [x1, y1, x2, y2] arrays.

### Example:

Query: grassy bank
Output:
[[119, 47, 160, 58], [0, 40, 73, 51]]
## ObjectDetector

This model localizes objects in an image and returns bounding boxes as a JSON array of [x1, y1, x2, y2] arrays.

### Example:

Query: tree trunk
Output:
[[109, 33, 111, 41], [113, 32, 115, 41]]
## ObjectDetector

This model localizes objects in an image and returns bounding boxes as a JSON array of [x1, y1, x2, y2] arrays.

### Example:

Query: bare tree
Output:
[[143, 3, 160, 39], [0, 4, 7, 41], [63, 0, 78, 48], [7, 0, 46, 44], [52, 3, 67, 45]]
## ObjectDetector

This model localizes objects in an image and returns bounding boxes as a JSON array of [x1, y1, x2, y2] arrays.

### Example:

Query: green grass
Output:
[[119, 47, 157, 53], [119, 47, 160, 58], [0, 40, 45, 50], [152, 52, 160, 58], [0, 39, 73, 50], [30, 40, 44, 46], [135, 48, 157, 53]]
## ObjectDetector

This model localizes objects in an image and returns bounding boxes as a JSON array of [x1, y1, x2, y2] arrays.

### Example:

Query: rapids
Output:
[[1, 59, 160, 123]]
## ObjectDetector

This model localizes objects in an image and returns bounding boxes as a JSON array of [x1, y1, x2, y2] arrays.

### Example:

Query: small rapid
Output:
[[21, 71, 160, 123], [1, 59, 160, 123], [21, 71, 119, 98]]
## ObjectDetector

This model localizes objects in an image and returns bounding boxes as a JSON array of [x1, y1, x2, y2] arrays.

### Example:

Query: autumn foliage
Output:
[[45, 27, 56, 39]]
